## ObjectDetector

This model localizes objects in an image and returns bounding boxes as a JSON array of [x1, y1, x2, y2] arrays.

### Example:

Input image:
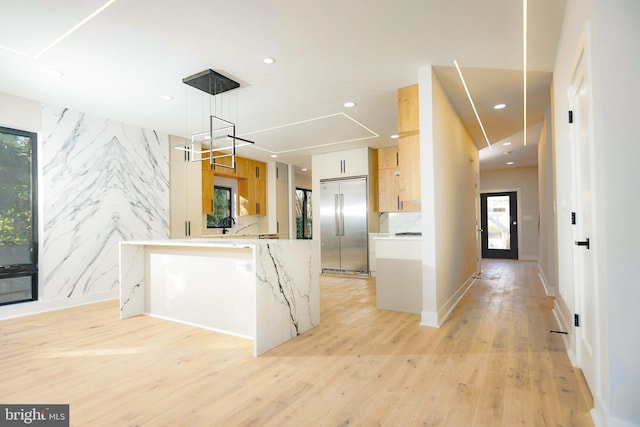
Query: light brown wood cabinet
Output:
[[375, 85, 421, 212], [201, 153, 267, 216], [398, 84, 420, 134], [238, 159, 266, 216], [201, 162, 215, 213], [398, 134, 421, 211], [397, 84, 421, 211], [377, 146, 401, 212]]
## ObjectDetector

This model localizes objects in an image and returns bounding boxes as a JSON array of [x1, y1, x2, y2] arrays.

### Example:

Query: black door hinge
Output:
[[569, 110, 574, 124], [574, 313, 580, 327], [571, 212, 576, 225]]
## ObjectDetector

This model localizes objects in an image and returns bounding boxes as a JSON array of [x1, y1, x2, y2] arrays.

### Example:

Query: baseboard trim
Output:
[[420, 273, 479, 328], [0, 290, 119, 321], [537, 264, 555, 297], [552, 297, 576, 366]]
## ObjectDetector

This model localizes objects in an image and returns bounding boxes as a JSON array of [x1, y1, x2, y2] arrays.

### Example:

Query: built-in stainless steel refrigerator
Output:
[[320, 177, 368, 275]]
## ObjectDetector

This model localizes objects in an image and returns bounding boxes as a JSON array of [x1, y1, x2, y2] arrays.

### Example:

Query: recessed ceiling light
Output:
[[270, 154, 278, 158], [343, 101, 356, 108], [391, 134, 399, 139], [301, 168, 308, 171], [262, 57, 276, 65], [43, 68, 64, 77], [493, 103, 507, 110], [507, 161, 515, 165], [162, 95, 174, 101], [503, 141, 512, 146]]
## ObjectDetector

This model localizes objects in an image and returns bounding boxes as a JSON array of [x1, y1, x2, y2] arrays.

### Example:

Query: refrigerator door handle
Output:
[[338, 194, 345, 236], [334, 194, 341, 236]]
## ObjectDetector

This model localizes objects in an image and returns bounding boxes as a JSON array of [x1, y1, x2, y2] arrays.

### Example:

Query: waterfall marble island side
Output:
[[119, 239, 320, 356]]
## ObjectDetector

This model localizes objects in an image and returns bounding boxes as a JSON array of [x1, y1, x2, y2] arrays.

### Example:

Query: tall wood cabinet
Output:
[[375, 85, 421, 212], [201, 160, 215, 214], [238, 159, 266, 216], [377, 146, 401, 212], [397, 84, 421, 212]]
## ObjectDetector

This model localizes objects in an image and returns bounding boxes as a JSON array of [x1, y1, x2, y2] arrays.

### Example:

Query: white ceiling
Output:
[[0, 0, 566, 175]]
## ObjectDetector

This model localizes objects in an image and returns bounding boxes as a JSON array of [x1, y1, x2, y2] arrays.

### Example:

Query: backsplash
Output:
[[379, 212, 422, 234], [204, 215, 268, 236], [40, 105, 169, 299]]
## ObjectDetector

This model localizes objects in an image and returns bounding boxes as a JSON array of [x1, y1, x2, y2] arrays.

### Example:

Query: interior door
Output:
[[481, 191, 519, 259], [570, 46, 596, 392]]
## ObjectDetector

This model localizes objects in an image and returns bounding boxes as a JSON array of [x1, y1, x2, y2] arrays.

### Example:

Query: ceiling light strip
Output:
[[34, 0, 119, 58], [249, 134, 380, 156], [523, 0, 528, 146], [453, 60, 492, 150], [239, 112, 378, 139]]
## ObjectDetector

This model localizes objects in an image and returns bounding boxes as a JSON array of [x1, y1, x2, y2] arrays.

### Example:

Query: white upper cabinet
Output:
[[315, 147, 370, 179]]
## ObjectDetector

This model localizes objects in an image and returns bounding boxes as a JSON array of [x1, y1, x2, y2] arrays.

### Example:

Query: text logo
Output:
[[0, 405, 69, 426]]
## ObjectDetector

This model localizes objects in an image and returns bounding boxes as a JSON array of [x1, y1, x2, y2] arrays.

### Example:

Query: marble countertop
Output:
[[372, 234, 423, 241], [121, 238, 289, 248]]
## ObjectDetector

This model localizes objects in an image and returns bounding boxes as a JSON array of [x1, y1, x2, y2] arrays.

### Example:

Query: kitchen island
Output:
[[374, 235, 422, 313], [119, 238, 319, 356]]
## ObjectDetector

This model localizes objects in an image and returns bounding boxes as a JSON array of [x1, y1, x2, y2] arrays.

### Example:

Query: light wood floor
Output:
[[1, 260, 593, 426]]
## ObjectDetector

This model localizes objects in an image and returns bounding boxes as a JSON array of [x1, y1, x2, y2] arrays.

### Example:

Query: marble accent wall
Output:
[[41, 106, 169, 299]]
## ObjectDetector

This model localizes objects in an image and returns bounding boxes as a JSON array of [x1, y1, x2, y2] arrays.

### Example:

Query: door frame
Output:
[[568, 25, 599, 396], [480, 189, 522, 260]]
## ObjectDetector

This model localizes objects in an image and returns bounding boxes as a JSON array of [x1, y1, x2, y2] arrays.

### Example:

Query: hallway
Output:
[[0, 260, 594, 426]]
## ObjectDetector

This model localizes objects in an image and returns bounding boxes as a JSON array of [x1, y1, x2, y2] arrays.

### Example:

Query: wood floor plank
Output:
[[0, 260, 594, 426]]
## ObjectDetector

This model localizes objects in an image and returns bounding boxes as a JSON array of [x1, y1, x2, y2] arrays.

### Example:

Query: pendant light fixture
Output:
[[173, 69, 254, 169]]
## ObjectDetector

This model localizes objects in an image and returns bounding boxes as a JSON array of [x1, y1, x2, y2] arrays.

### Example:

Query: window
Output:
[[0, 126, 38, 305], [207, 186, 233, 228], [295, 188, 312, 239]]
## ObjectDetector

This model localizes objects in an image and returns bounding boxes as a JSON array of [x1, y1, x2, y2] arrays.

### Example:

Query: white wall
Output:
[[553, 1, 640, 425], [419, 67, 479, 327], [0, 92, 41, 133], [537, 110, 557, 296], [0, 97, 169, 319], [480, 166, 539, 261]]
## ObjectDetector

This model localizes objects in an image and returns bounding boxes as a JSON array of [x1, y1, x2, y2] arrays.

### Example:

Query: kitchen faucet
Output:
[[222, 216, 235, 234]]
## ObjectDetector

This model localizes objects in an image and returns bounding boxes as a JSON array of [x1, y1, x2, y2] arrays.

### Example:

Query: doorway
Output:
[[481, 191, 519, 259], [569, 37, 597, 394]]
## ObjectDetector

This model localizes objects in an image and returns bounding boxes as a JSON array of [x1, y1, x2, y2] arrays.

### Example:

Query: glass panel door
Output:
[[480, 191, 518, 259]]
